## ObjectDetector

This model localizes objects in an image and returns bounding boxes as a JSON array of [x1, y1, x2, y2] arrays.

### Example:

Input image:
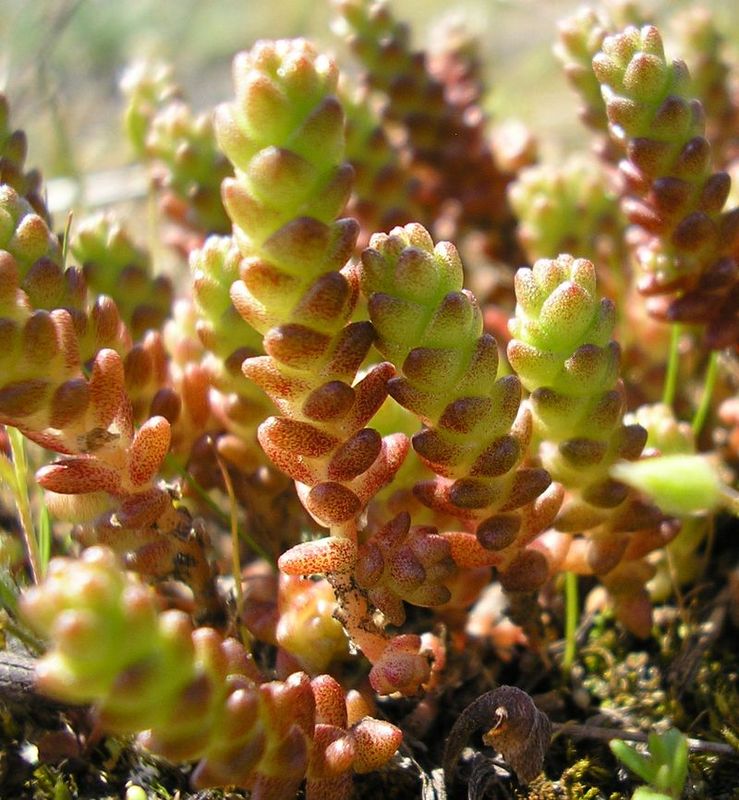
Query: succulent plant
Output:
[[1, 3, 737, 798]]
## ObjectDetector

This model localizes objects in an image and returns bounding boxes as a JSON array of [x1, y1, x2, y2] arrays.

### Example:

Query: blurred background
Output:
[[1, 0, 735, 216]]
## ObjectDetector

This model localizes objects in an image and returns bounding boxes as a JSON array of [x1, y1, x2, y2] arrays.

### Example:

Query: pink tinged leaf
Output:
[[415, 478, 478, 520], [438, 396, 492, 434], [539, 281, 594, 346], [426, 290, 479, 344], [445, 531, 502, 568], [449, 477, 497, 509], [699, 172, 730, 213], [403, 347, 458, 389], [260, 416, 339, 457], [309, 725, 355, 779], [409, 584, 451, 607], [311, 674, 347, 727], [369, 634, 430, 696], [264, 323, 330, 369], [247, 146, 317, 210], [37, 457, 122, 495], [260, 670, 316, 740], [518, 482, 564, 542], [350, 433, 410, 506], [221, 178, 283, 246], [671, 211, 718, 252], [234, 72, 290, 153], [394, 245, 440, 298], [345, 362, 394, 429], [302, 380, 355, 421], [128, 416, 171, 486], [582, 477, 629, 508], [244, 355, 311, 401], [675, 136, 711, 177], [49, 379, 90, 429], [230, 277, 270, 331], [412, 428, 463, 474], [558, 437, 608, 468], [22, 258, 66, 307], [387, 374, 440, 420], [368, 293, 427, 349], [89, 349, 125, 429], [116, 488, 171, 529], [350, 718, 402, 773], [586, 536, 628, 575], [292, 271, 352, 326], [150, 387, 182, 426], [123, 344, 153, 388], [327, 428, 382, 481], [137, 726, 213, 764], [325, 321, 375, 378], [613, 588, 652, 639], [306, 164, 355, 226], [0, 378, 49, 419], [22, 310, 59, 366], [222, 686, 261, 739], [248, 771, 305, 800], [305, 481, 362, 524], [294, 94, 346, 164], [389, 546, 425, 589], [278, 536, 357, 576], [499, 549, 549, 592], [354, 541, 384, 587], [260, 216, 332, 275], [477, 514, 521, 551], [506, 339, 555, 389], [91, 296, 126, 349], [471, 435, 520, 477], [258, 422, 316, 484], [189, 728, 265, 788]]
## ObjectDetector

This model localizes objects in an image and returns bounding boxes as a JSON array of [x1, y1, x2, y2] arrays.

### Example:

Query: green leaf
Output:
[[653, 763, 672, 792], [610, 739, 655, 783], [611, 454, 723, 516], [665, 731, 688, 795], [632, 788, 672, 800], [7, 427, 27, 484], [0, 452, 17, 490], [0, 569, 19, 614], [38, 504, 52, 577]]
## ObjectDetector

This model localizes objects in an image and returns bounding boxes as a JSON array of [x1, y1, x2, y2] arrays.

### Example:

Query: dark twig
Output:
[[443, 686, 552, 789], [553, 721, 738, 758]]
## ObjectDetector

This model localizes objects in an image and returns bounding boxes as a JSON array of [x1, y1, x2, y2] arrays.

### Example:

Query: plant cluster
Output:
[[0, 0, 738, 798]]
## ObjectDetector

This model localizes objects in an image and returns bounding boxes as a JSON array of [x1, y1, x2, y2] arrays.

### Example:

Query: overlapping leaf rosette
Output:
[[0, 93, 50, 222], [555, 4, 648, 148], [335, 0, 518, 261], [592, 25, 739, 348], [0, 177, 217, 617], [342, 86, 420, 249], [361, 223, 563, 595], [214, 38, 443, 694], [509, 155, 624, 272], [122, 61, 232, 242], [672, 7, 739, 168], [555, 7, 611, 137], [624, 401, 707, 599], [20, 547, 402, 799], [189, 235, 276, 471], [508, 254, 672, 635], [70, 212, 174, 340]]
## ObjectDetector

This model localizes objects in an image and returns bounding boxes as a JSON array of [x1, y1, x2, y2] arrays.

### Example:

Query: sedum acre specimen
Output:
[[0, 1, 737, 798]]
